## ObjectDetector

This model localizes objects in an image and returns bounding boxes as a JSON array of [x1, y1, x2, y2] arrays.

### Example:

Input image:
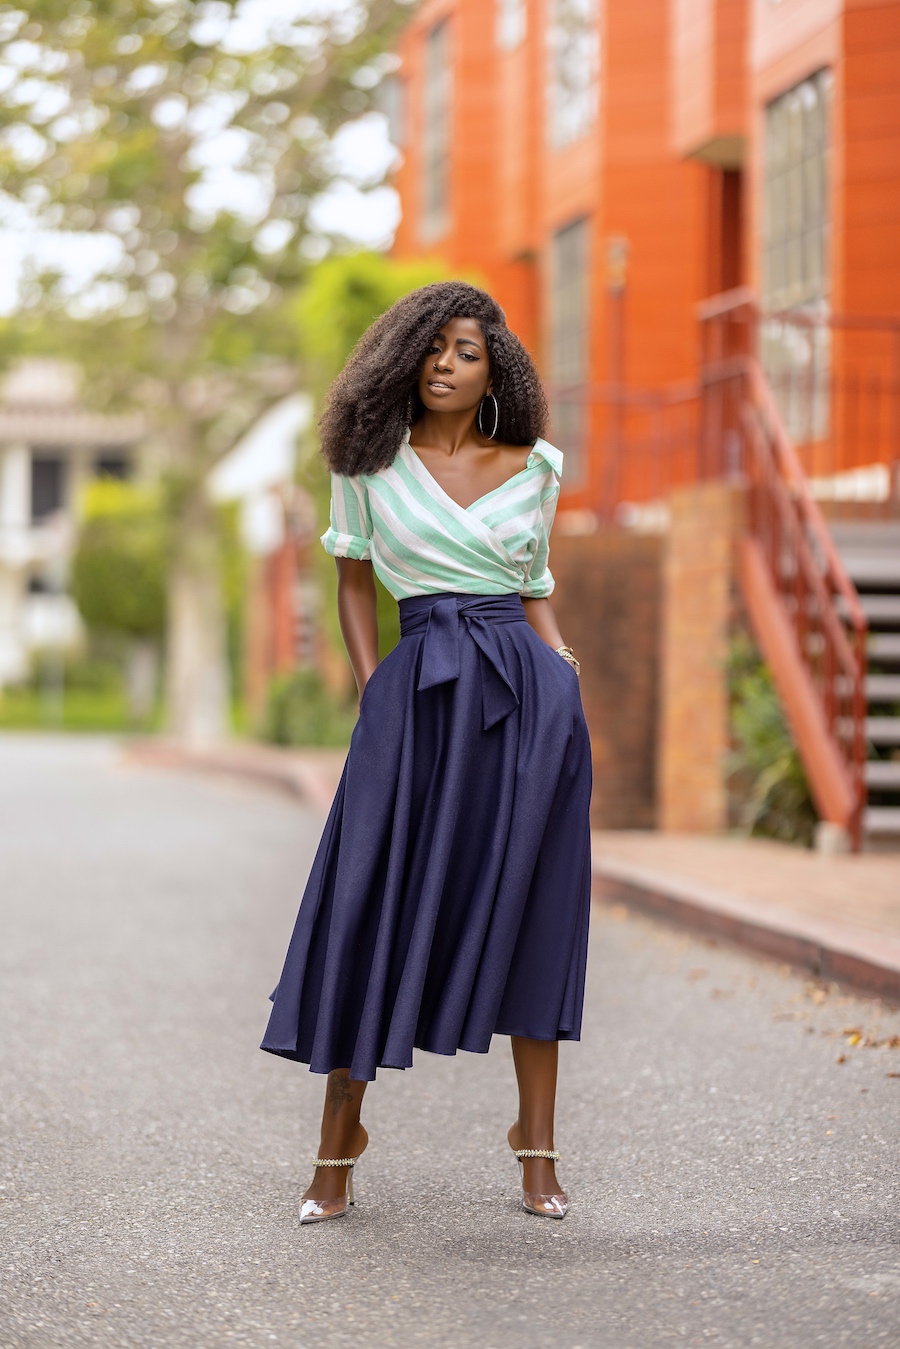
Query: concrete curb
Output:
[[122, 739, 345, 816], [592, 853, 900, 1003], [123, 741, 900, 1003]]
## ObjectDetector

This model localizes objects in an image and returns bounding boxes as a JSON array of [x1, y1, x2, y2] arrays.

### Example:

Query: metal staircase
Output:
[[831, 522, 900, 844], [579, 286, 898, 850]]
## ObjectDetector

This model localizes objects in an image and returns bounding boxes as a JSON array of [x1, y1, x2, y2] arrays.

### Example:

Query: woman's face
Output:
[[417, 317, 491, 415]]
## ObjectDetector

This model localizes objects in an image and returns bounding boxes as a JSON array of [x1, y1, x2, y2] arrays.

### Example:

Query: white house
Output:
[[0, 359, 144, 685]]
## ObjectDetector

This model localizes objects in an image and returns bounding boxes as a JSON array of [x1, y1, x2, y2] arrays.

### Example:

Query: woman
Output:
[[261, 281, 592, 1224]]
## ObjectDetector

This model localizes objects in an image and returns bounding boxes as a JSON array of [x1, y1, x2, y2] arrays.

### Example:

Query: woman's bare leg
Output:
[[507, 1037, 564, 1197], [302, 1069, 369, 1204]]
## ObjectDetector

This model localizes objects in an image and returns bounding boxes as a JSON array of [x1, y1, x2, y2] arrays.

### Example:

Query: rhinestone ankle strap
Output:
[[312, 1156, 358, 1167], [514, 1149, 560, 1161]]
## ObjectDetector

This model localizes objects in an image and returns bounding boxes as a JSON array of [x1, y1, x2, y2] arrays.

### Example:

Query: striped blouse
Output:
[[321, 432, 563, 601]]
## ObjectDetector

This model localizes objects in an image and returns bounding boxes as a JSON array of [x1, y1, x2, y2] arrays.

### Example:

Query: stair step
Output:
[[842, 594, 900, 624], [869, 634, 900, 663], [838, 552, 900, 586], [830, 522, 900, 549], [867, 717, 900, 745], [863, 805, 900, 836], [865, 760, 900, 788], [866, 674, 900, 701]]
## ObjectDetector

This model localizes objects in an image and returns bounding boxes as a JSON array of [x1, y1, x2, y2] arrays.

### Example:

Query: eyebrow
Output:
[[433, 333, 484, 350]]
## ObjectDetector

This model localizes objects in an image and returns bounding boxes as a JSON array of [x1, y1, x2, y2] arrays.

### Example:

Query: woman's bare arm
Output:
[[521, 597, 567, 651], [335, 557, 379, 698]]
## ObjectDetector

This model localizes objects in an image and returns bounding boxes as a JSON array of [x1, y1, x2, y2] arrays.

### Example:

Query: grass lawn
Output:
[[0, 687, 154, 734]]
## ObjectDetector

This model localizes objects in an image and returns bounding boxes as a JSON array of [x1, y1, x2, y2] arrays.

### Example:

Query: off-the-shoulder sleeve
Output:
[[320, 473, 372, 561], [521, 474, 560, 599]]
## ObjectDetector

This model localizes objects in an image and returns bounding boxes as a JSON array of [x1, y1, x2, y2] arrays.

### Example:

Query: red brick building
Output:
[[388, 0, 900, 514]]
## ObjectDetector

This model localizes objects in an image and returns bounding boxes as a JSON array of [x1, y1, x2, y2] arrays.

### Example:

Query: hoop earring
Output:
[[477, 393, 499, 440]]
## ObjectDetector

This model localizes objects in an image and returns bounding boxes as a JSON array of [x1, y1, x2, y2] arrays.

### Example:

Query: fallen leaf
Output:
[[887, 1072, 900, 1079], [836, 1055, 847, 1064], [687, 968, 708, 981], [846, 1033, 861, 1046]]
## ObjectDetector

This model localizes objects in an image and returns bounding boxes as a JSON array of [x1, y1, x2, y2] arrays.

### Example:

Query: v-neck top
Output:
[[321, 432, 563, 601]]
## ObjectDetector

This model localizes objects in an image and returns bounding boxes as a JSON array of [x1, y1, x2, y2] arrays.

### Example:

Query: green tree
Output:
[[0, 0, 412, 742], [295, 250, 452, 406]]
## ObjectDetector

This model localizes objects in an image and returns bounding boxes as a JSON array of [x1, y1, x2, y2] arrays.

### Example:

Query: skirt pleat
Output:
[[260, 591, 593, 1081]]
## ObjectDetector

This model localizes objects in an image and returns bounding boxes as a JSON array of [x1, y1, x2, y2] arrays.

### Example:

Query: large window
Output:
[[497, 0, 526, 50], [762, 70, 832, 440], [550, 218, 590, 483], [763, 70, 831, 310], [547, 0, 600, 148], [421, 20, 451, 242]]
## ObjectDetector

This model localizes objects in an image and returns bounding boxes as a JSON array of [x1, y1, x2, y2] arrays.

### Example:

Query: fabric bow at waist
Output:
[[399, 593, 526, 730]]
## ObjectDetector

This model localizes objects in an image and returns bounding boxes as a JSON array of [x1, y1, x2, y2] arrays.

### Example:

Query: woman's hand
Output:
[[521, 597, 567, 652], [335, 558, 379, 699]]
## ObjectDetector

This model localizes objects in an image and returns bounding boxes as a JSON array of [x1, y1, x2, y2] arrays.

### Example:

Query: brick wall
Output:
[[658, 482, 746, 831], [551, 531, 663, 830]]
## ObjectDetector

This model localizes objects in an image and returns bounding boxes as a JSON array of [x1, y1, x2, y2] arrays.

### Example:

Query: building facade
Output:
[[0, 360, 144, 685], [389, 0, 900, 516]]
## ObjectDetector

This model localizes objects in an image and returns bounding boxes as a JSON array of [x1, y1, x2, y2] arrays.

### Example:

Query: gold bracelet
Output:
[[556, 645, 580, 676]]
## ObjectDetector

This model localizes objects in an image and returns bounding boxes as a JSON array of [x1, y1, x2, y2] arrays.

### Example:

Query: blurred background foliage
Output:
[[0, 0, 415, 742], [727, 633, 818, 847], [264, 668, 358, 748], [71, 481, 168, 640]]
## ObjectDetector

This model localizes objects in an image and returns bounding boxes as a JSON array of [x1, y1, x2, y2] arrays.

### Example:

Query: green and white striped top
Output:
[[321, 432, 563, 601]]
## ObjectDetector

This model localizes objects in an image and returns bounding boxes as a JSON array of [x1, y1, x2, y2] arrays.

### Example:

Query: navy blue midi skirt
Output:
[[260, 591, 592, 1082]]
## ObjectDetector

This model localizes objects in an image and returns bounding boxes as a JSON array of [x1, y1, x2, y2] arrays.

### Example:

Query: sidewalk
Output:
[[593, 831, 900, 1001], [125, 737, 900, 1002]]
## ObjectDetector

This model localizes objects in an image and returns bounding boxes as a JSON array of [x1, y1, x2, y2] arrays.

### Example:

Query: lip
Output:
[[427, 379, 455, 391]]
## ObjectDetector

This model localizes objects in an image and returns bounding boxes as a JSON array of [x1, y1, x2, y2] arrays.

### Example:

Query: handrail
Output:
[[746, 361, 868, 634], [549, 379, 698, 408], [697, 291, 868, 846], [741, 401, 862, 683], [763, 308, 900, 333], [695, 286, 756, 321]]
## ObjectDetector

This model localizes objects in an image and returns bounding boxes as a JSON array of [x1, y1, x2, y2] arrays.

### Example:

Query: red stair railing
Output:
[[697, 293, 868, 847]]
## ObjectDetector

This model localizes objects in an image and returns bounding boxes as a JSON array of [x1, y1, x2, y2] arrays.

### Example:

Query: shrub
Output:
[[728, 634, 818, 847], [263, 668, 357, 748], [71, 481, 167, 639]]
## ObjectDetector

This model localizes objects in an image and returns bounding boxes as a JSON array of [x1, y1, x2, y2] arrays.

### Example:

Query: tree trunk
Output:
[[127, 638, 159, 724], [165, 487, 230, 744]]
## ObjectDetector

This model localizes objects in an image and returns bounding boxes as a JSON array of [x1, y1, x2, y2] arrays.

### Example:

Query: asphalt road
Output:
[[0, 734, 898, 1349]]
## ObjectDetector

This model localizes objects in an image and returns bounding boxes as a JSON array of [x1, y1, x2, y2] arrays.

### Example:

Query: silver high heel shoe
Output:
[[513, 1148, 568, 1219], [299, 1155, 360, 1225]]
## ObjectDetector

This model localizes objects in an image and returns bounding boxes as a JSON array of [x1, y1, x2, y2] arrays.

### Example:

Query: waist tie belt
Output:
[[398, 592, 526, 730]]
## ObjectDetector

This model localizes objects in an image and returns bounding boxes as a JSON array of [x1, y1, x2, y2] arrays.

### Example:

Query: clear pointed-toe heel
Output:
[[299, 1155, 360, 1225], [513, 1148, 569, 1220]]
